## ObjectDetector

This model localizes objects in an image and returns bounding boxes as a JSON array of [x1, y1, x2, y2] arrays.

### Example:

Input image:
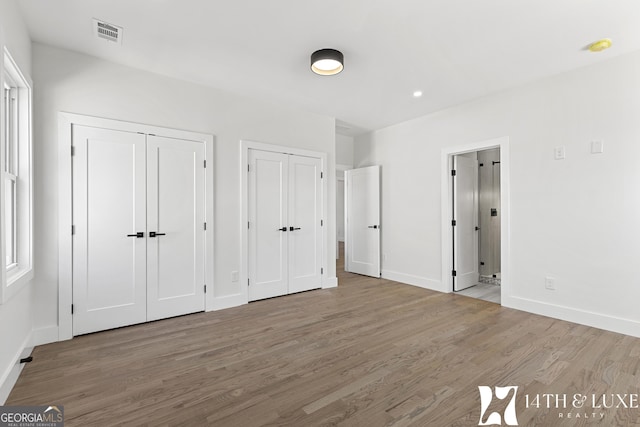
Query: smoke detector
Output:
[[92, 19, 123, 45]]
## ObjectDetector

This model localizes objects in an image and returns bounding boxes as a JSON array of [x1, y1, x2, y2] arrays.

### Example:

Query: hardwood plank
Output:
[[7, 244, 640, 426]]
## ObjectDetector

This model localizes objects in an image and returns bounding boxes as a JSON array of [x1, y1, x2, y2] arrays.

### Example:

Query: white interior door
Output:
[[288, 155, 322, 293], [72, 126, 147, 335], [336, 177, 345, 243], [345, 165, 381, 277], [453, 154, 479, 291], [248, 149, 289, 301], [146, 135, 205, 321]]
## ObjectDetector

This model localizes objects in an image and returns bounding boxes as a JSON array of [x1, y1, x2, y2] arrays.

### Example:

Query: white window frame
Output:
[[0, 48, 33, 304]]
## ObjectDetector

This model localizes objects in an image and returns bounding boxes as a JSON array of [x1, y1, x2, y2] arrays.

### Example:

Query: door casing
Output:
[[441, 136, 510, 303], [58, 113, 214, 341], [241, 140, 333, 306]]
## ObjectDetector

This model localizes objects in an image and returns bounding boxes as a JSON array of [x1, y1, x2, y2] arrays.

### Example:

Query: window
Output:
[[1, 48, 32, 302], [4, 80, 17, 268]]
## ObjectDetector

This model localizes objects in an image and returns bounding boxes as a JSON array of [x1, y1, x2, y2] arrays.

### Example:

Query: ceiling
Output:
[[17, 0, 640, 136]]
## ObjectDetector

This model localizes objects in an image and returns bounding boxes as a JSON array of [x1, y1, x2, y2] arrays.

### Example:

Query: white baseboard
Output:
[[30, 325, 59, 347], [0, 334, 32, 405], [323, 277, 338, 289], [504, 295, 640, 339], [382, 270, 444, 292], [209, 293, 246, 311]]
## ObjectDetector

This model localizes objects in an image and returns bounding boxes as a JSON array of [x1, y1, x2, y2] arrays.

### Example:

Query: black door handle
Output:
[[127, 232, 144, 238], [289, 227, 301, 231], [278, 227, 287, 232], [149, 232, 166, 237], [368, 225, 379, 229]]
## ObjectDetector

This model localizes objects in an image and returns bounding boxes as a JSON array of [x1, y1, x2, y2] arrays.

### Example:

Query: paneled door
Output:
[[146, 135, 205, 321], [452, 154, 479, 291], [287, 155, 322, 293], [248, 149, 322, 301], [73, 127, 206, 335], [345, 166, 381, 278], [72, 126, 147, 335]]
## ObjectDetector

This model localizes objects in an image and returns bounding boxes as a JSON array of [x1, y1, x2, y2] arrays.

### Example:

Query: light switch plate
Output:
[[554, 146, 566, 160]]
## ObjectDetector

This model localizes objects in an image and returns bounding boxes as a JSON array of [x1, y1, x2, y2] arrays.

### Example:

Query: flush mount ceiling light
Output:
[[588, 38, 612, 52], [311, 49, 344, 76], [413, 90, 423, 98]]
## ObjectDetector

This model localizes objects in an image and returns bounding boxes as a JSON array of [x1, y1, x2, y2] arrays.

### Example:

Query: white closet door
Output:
[[345, 166, 381, 277], [288, 155, 322, 293], [146, 135, 205, 321], [248, 149, 289, 301], [72, 126, 147, 335]]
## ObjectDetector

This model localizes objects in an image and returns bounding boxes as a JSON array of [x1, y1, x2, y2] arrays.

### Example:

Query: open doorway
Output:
[[452, 149, 501, 303], [441, 137, 510, 306]]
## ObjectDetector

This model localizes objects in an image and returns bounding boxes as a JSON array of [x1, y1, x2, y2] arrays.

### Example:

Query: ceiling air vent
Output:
[[92, 19, 123, 45]]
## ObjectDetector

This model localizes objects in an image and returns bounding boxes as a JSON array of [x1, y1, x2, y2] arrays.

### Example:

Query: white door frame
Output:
[[58, 112, 214, 341], [240, 140, 329, 305], [441, 136, 510, 302]]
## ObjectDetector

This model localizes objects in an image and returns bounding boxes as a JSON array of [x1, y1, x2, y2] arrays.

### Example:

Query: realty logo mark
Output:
[[478, 386, 519, 426]]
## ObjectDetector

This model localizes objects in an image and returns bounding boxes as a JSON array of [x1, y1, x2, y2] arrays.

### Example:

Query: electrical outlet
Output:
[[545, 277, 556, 290], [591, 140, 604, 154], [231, 271, 239, 282]]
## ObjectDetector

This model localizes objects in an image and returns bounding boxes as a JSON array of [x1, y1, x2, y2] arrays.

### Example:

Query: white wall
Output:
[[31, 43, 337, 340], [0, 0, 34, 403], [336, 133, 354, 166], [335, 133, 353, 243], [355, 49, 640, 337]]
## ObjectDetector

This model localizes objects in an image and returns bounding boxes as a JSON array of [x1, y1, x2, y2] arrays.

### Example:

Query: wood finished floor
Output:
[[8, 254, 640, 426]]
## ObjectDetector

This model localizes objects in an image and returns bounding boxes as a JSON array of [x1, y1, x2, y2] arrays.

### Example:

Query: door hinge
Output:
[[71, 304, 74, 315], [321, 219, 323, 226], [321, 267, 324, 275], [72, 225, 76, 235], [204, 285, 207, 293], [204, 222, 207, 231], [248, 164, 250, 172], [71, 146, 75, 156], [451, 220, 456, 226], [248, 221, 250, 229], [248, 278, 250, 286], [452, 270, 457, 277], [451, 170, 456, 176], [204, 160, 207, 168], [321, 172, 323, 179]]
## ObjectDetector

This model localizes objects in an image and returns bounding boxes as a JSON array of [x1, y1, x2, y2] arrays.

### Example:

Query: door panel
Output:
[[453, 155, 479, 291], [147, 135, 205, 321], [345, 166, 381, 277], [248, 149, 289, 301], [288, 155, 322, 293], [72, 126, 147, 335]]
